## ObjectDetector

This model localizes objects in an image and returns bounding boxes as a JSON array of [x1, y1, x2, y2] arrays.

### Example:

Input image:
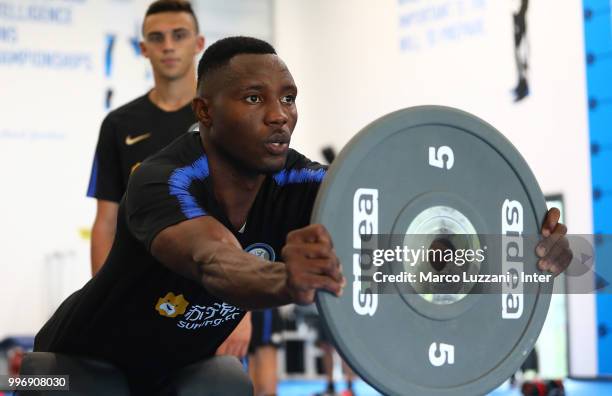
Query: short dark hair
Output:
[[143, 0, 199, 33], [196, 36, 276, 94]]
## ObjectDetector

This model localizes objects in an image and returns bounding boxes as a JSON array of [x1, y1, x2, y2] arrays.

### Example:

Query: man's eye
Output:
[[173, 31, 188, 41], [147, 34, 164, 43], [281, 95, 296, 104], [245, 95, 262, 104]]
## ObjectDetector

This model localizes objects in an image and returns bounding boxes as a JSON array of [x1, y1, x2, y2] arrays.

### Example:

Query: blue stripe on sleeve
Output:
[[86, 155, 99, 197], [168, 156, 210, 219], [273, 167, 326, 186]]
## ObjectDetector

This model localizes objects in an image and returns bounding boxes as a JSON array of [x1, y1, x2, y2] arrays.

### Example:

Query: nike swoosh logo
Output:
[[125, 133, 151, 146]]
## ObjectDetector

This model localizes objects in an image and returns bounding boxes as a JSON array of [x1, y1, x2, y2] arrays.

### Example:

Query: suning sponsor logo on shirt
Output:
[[155, 292, 242, 330], [177, 302, 242, 330], [155, 292, 189, 318]]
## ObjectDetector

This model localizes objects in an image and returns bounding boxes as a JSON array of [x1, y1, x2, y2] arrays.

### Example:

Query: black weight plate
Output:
[[312, 106, 551, 396]]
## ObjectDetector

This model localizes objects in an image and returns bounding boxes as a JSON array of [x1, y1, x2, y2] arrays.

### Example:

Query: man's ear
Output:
[[195, 35, 205, 53], [192, 97, 212, 128], [140, 41, 149, 59]]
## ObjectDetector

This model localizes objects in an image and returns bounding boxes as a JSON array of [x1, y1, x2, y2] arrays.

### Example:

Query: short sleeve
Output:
[[86, 116, 124, 202], [125, 157, 210, 251]]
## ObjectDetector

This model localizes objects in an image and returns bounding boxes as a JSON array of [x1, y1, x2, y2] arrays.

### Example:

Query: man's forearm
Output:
[[151, 219, 342, 308], [195, 243, 292, 310]]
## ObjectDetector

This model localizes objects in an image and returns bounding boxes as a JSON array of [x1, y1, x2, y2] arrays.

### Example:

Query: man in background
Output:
[[88, 0, 202, 275], [86, 0, 251, 359], [248, 306, 284, 396]]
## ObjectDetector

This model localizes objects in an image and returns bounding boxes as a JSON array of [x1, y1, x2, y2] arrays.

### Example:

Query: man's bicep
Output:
[[126, 161, 203, 249], [95, 200, 119, 224], [150, 216, 242, 281]]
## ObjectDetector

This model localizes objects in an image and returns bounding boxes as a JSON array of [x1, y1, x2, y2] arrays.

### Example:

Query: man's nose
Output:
[[265, 100, 289, 126], [162, 36, 175, 52]]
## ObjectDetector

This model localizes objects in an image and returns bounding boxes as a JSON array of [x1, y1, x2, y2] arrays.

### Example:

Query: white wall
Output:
[[0, 0, 131, 339], [275, 0, 591, 233]]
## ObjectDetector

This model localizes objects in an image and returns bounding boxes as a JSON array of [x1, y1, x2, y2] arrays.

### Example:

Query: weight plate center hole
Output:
[[404, 206, 482, 305]]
